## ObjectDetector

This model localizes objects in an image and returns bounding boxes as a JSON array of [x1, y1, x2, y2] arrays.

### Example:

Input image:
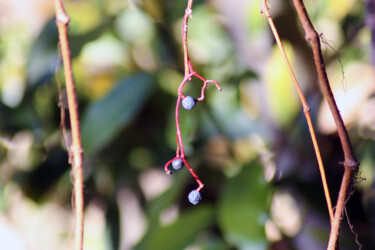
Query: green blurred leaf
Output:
[[145, 171, 189, 228], [217, 160, 271, 250], [69, 19, 114, 58], [246, 0, 267, 36], [135, 205, 215, 250], [166, 104, 199, 154], [209, 85, 259, 138], [189, 237, 229, 250], [115, 8, 155, 44], [64, 1, 102, 34], [81, 73, 155, 155], [264, 43, 300, 128], [26, 18, 58, 87], [26, 18, 112, 88], [188, 6, 233, 65]]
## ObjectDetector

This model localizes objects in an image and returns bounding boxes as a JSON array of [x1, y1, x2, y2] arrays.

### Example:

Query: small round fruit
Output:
[[188, 190, 202, 205], [182, 96, 196, 110], [172, 158, 184, 170]]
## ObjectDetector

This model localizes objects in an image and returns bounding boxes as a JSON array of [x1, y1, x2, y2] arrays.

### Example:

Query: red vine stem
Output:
[[261, 1, 334, 221], [289, 1, 360, 249], [53, 1, 84, 249], [164, 0, 221, 193]]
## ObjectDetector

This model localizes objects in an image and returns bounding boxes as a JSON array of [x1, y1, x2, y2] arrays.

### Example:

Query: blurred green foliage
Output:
[[81, 73, 155, 155], [0, 0, 374, 249]]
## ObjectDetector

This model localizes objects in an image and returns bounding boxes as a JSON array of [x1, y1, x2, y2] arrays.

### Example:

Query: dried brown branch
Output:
[[290, 0, 360, 249], [260, 1, 334, 221], [53, 0, 84, 249]]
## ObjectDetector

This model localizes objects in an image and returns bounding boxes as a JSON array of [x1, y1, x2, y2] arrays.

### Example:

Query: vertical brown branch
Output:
[[261, 1, 334, 221], [292, 0, 357, 167], [291, 0, 360, 249], [53, 1, 84, 249]]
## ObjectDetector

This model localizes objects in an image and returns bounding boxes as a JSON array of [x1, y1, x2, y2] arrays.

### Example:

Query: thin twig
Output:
[[183, 0, 194, 77], [344, 207, 363, 249], [260, 1, 334, 222], [290, 0, 360, 249], [53, 1, 84, 249], [319, 34, 347, 92], [55, 47, 71, 154], [329, 168, 354, 249]]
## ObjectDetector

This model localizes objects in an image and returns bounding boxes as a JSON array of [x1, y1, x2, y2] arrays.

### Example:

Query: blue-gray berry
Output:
[[172, 158, 184, 170], [188, 190, 202, 205], [182, 96, 196, 110]]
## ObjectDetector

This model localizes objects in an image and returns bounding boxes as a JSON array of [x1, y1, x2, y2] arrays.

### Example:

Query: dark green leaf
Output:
[[217, 160, 271, 249], [135, 205, 215, 250], [81, 73, 155, 155], [145, 171, 189, 228], [26, 18, 59, 87], [191, 237, 229, 250], [26, 18, 112, 88], [105, 201, 120, 250]]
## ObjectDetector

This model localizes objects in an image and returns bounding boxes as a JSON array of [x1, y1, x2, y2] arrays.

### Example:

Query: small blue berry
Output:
[[188, 190, 202, 205], [182, 96, 196, 110], [172, 158, 184, 170]]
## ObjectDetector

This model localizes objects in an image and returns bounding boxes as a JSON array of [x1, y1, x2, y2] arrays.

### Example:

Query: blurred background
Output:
[[0, 0, 374, 249]]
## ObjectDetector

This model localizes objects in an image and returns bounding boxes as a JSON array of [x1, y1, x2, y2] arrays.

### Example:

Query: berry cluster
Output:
[[164, 73, 221, 205], [164, 2, 222, 205]]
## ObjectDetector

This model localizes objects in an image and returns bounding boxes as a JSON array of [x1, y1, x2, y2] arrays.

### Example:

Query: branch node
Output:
[[185, 8, 192, 18], [304, 34, 311, 42], [57, 13, 70, 25], [260, 3, 271, 18], [344, 159, 360, 169], [303, 106, 311, 113]]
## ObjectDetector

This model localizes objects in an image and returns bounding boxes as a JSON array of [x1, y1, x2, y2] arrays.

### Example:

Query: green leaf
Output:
[[26, 18, 59, 87], [188, 6, 233, 65], [166, 104, 199, 154], [135, 205, 215, 250], [217, 160, 271, 250], [264, 43, 300, 128], [26, 18, 112, 87], [189, 237, 229, 250], [81, 73, 155, 155], [69, 19, 114, 58], [145, 171, 189, 228]]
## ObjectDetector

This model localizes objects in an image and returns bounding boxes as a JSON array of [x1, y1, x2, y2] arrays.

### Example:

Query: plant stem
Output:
[[183, 0, 194, 77], [291, 0, 358, 168], [261, 1, 334, 222], [164, 0, 221, 193], [329, 168, 354, 249], [290, 0, 360, 248], [53, 1, 84, 249]]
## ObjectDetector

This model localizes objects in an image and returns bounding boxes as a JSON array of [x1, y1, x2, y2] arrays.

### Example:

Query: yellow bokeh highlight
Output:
[[64, 1, 101, 34], [85, 74, 116, 100], [326, 0, 356, 20], [264, 42, 300, 128]]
